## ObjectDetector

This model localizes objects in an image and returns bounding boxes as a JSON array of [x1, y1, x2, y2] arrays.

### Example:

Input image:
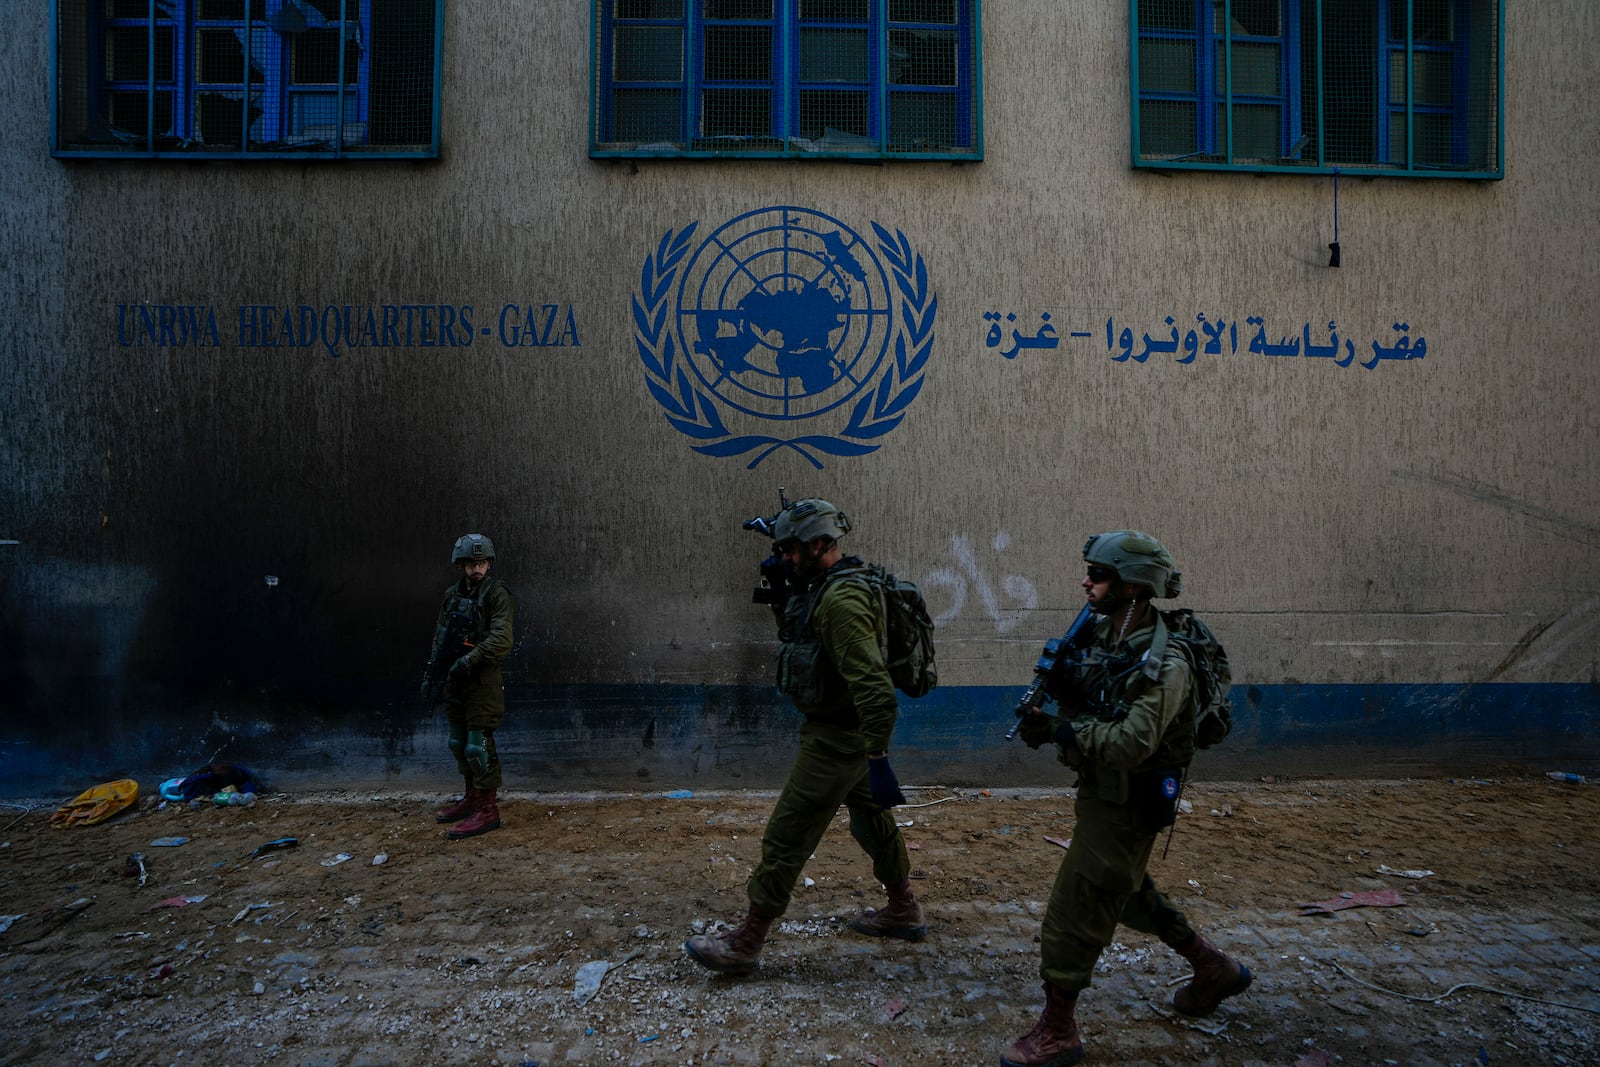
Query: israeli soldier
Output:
[[421, 533, 515, 839], [685, 499, 923, 975], [1003, 531, 1251, 1067]]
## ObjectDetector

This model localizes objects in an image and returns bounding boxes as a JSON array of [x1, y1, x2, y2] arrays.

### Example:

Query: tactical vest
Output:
[[775, 559, 869, 721], [1067, 614, 1197, 807]]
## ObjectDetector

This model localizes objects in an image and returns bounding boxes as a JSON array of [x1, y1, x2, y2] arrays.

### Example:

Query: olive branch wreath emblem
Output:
[[634, 219, 936, 470]]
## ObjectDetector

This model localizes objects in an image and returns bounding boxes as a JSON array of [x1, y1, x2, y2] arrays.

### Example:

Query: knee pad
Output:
[[465, 730, 489, 776], [448, 733, 466, 759]]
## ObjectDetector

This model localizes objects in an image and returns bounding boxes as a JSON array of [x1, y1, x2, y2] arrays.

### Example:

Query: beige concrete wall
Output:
[[3, 1, 1596, 708]]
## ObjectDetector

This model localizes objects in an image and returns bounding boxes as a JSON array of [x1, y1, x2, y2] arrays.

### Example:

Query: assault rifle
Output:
[[743, 486, 798, 608], [1006, 603, 1098, 740], [421, 599, 476, 705]]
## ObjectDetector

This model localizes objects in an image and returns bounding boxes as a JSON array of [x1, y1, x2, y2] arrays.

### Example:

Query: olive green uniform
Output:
[[435, 575, 515, 790], [1040, 612, 1199, 990], [747, 557, 911, 918]]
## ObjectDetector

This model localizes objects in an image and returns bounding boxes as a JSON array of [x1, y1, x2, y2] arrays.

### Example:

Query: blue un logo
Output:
[[635, 207, 935, 469]]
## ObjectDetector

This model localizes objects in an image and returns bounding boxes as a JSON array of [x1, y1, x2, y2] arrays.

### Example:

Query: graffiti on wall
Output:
[[635, 207, 936, 470], [921, 531, 1040, 635], [115, 303, 581, 357], [983, 311, 1427, 370]]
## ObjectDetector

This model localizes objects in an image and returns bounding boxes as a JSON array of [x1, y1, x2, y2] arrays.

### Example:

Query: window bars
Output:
[[53, 0, 443, 159], [1132, 0, 1502, 178], [592, 0, 983, 160]]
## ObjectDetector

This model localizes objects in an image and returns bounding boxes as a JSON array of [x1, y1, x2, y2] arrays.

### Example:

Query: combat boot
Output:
[[434, 778, 479, 823], [1000, 983, 1083, 1067], [849, 878, 927, 941], [683, 907, 775, 975], [1171, 932, 1253, 1016], [447, 789, 501, 839]]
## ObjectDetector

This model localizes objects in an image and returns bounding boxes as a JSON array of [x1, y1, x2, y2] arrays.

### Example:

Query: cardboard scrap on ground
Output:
[[1299, 888, 1406, 915]]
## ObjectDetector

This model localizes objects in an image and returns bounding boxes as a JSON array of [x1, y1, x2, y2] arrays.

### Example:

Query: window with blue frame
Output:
[[591, 0, 982, 160], [1132, 0, 1502, 178], [53, 0, 443, 159]]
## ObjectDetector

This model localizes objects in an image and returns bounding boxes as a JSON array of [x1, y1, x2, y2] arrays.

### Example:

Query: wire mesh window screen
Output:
[[1133, 0, 1501, 177], [53, 0, 442, 159], [593, 0, 980, 158]]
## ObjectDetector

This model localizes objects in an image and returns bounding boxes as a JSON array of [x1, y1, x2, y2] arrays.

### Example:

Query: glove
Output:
[[420, 679, 444, 705], [1017, 711, 1059, 750], [448, 654, 473, 681], [867, 755, 907, 809]]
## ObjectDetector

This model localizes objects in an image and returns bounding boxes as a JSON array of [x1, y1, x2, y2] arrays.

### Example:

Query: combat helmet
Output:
[[451, 533, 496, 564], [772, 498, 851, 549], [1082, 530, 1182, 598]]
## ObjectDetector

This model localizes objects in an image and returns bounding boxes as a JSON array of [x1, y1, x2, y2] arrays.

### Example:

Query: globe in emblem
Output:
[[676, 208, 893, 420]]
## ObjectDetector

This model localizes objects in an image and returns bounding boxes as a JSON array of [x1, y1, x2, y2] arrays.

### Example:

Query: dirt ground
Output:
[[2, 776, 1598, 1067]]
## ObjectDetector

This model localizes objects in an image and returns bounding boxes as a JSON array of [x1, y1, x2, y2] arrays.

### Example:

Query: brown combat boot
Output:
[[1172, 933, 1253, 1016], [434, 778, 479, 823], [683, 907, 775, 975], [849, 878, 927, 941], [447, 789, 501, 839], [1000, 983, 1083, 1067]]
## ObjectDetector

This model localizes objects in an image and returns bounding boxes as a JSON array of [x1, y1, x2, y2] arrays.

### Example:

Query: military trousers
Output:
[[446, 675, 505, 791], [746, 720, 911, 918], [1039, 792, 1196, 990]]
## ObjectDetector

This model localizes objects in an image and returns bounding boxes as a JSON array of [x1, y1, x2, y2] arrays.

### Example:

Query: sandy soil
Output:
[[2, 777, 1598, 1067]]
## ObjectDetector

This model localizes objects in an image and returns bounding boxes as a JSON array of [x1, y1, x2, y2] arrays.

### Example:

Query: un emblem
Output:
[[634, 207, 935, 469]]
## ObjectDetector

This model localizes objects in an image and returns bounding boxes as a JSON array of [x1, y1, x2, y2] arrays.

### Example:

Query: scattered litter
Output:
[[371, 853, 388, 866], [146, 963, 174, 981], [1326, 958, 1600, 1016], [50, 779, 140, 828], [251, 837, 298, 859], [885, 997, 907, 1020], [230, 902, 277, 926], [149, 895, 207, 910], [1177, 799, 1193, 814], [1044, 836, 1072, 850], [125, 852, 147, 887], [573, 950, 642, 1005], [803, 877, 815, 888], [1376, 865, 1434, 879], [1300, 889, 1405, 915], [172, 762, 264, 803], [1544, 771, 1586, 784], [664, 789, 693, 799], [0, 915, 24, 934], [638, 1034, 659, 1043], [149, 837, 189, 848], [159, 778, 186, 802], [1211, 805, 1235, 817], [212, 787, 257, 808], [897, 819, 914, 827], [320, 853, 353, 867]]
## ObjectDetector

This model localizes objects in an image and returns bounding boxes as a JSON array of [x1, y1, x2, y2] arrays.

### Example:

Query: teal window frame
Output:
[[52, 0, 444, 160], [590, 0, 984, 161], [1131, 0, 1503, 179]]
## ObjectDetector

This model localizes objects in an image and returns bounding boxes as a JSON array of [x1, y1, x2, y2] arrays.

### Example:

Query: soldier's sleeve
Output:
[[814, 580, 898, 752], [472, 581, 515, 667], [1069, 651, 1191, 770]]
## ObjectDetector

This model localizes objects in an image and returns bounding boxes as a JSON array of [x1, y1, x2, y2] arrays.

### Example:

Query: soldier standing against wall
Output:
[[685, 498, 924, 974], [1001, 531, 1251, 1067], [421, 533, 515, 840]]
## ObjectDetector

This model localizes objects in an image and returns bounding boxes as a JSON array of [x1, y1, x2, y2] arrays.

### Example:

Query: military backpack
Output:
[[1160, 608, 1233, 748], [818, 564, 938, 698]]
